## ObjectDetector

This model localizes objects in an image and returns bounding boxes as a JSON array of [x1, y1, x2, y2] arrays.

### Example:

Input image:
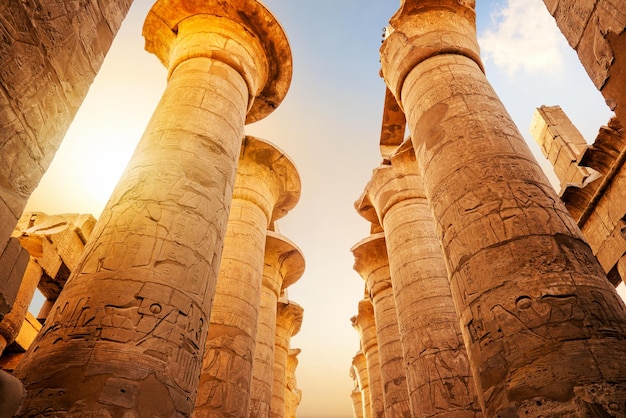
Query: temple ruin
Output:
[[0, 0, 625, 417]]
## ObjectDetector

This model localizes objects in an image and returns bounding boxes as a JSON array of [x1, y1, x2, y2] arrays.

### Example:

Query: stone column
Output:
[[194, 136, 299, 418], [249, 231, 305, 417], [352, 350, 371, 418], [285, 348, 302, 418], [351, 298, 385, 418], [351, 389, 365, 418], [271, 299, 304, 418], [381, 2, 626, 416], [13, 1, 291, 416], [357, 144, 481, 417], [352, 233, 411, 417]]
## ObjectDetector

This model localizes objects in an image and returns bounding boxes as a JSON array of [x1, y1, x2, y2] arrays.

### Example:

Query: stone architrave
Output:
[[195, 136, 299, 418], [249, 231, 305, 418], [352, 350, 371, 418], [381, 2, 626, 416], [541, 0, 626, 124], [352, 234, 411, 417], [285, 348, 302, 418], [13, 1, 291, 415], [357, 143, 481, 417], [351, 298, 385, 418], [0, 1, 132, 296], [271, 298, 304, 418]]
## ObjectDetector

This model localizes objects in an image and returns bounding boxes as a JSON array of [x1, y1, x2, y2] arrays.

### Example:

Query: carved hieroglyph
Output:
[[0, 0, 132, 298], [352, 298, 385, 418], [195, 137, 300, 418], [272, 299, 304, 418], [13, 1, 290, 416], [249, 231, 305, 418], [357, 144, 481, 417], [381, 1, 626, 416], [352, 350, 372, 418], [352, 233, 412, 417]]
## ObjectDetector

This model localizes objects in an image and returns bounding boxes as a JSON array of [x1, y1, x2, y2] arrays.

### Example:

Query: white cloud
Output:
[[479, 0, 566, 77]]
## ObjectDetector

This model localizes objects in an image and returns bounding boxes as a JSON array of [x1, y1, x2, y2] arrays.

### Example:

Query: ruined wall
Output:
[[0, 0, 133, 308]]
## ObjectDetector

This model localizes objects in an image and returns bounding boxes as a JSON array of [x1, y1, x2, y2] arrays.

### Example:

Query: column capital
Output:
[[264, 231, 305, 295], [351, 233, 392, 297], [144, 0, 292, 123], [236, 136, 301, 224], [355, 141, 424, 224], [380, 0, 482, 104], [351, 298, 377, 354], [276, 298, 304, 338]]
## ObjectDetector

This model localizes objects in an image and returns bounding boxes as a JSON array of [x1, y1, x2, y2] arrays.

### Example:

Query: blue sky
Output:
[[25, 1, 614, 416]]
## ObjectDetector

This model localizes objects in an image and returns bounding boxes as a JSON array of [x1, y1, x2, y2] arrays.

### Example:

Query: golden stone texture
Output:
[[13, 1, 292, 416], [381, 1, 626, 416], [357, 143, 481, 417], [352, 233, 412, 417], [352, 350, 372, 418], [195, 137, 300, 417]]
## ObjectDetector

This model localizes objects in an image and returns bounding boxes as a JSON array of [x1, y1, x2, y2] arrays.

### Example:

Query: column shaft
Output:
[[381, 2, 626, 416], [353, 351, 372, 418]]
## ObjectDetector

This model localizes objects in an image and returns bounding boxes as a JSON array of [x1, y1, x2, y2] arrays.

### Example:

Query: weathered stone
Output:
[[13, 1, 291, 415], [285, 348, 302, 418], [351, 298, 385, 418], [352, 350, 372, 418], [381, 1, 626, 416], [352, 233, 412, 417], [356, 142, 482, 417]]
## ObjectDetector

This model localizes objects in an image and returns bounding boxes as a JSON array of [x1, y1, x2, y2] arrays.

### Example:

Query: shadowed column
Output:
[[271, 298, 303, 418], [249, 231, 305, 417], [381, 1, 626, 416], [353, 350, 371, 418], [352, 298, 385, 418], [195, 137, 299, 417], [352, 233, 411, 417], [13, 1, 290, 416], [357, 143, 481, 417]]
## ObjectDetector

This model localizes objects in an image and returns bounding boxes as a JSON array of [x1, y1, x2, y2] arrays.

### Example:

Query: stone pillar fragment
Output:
[[195, 137, 299, 418], [271, 299, 303, 418], [285, 348, 302, 418], [352, 350, 371, 418], [14, 1, 291, 416], [350, 364, 365, 418], [249, 231, 305, 418], [356, 144, 481, 417], [381, 2, 626, 416], [542, 0, 626, 124], [351, 298, 385, 418], [0, 0, 132, 295], [352, 233, 411, 417]]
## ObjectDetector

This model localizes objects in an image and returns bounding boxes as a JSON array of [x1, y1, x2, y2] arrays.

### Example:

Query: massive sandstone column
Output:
[[352, 350, 371, 418], [352, 233, 411, 417], [357, 143, 481, 417], [249, 231, 305, 417], [14, 1, 291, 416], [271, 298, 303, 418], [381, 1, 626, 416], [285, 348, 302, 418], [352, 298, 385, 418], [194, 136, 299, 418]]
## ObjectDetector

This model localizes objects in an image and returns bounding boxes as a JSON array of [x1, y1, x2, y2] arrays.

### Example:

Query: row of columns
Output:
[[349, 1, 626, 417], [5, 0, 306, 417]]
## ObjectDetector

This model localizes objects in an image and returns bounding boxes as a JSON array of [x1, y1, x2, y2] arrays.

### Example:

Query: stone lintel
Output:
[[381, 0, 482, 103], [351, 233, 391, 297], [264, 231, 305, 294], [238, 136, 301, 223], [143, 0, 292, 123]]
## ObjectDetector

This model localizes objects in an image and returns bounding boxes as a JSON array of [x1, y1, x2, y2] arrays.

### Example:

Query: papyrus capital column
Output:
[[352, 351, 371, 418], [381, 2, 626, 416], [272, 299, 304, 418], [352, 233, 411, 417], [351, 298, 385, 418], [357, 144, 481, 417], [249, 231, 305, 418], [195, 137, 300, 417], [14, 2, 291, 416]]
